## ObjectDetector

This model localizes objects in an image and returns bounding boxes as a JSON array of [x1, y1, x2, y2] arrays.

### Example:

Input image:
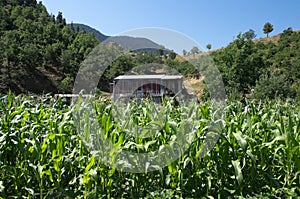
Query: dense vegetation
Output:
[[0, 94, 299, 198], [0, 0, 99, 94], [1, 0, 300, 102], [70, 23, 109, 42], [0, 1, 300, 198], [203, 28, 300, 101]]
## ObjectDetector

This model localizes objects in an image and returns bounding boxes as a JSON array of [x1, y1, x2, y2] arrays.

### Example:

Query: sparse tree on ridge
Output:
[[206, 44, 212, 51], [243, 29, 257, 40], [263, 22, 274, 37], [190, 46, 200, 54]]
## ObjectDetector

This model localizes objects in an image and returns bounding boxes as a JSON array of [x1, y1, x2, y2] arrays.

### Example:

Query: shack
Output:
[[112, 75, 183, 102]]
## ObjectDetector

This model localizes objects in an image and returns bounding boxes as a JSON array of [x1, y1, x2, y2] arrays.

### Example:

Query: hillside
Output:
[[104, 36, 161, 51], [71, 23, 163, 51], [0, 1, 172, 95], [0, 1, 99, 94], [1, 0, 300, 101], [70, 23, 109, 41], [255, 29, 300, 44], [183, 29, 300, 60], [187, 27, 300, 101]]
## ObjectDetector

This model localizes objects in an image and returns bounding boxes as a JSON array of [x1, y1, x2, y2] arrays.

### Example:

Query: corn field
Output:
[[0, 93, 299, 198]]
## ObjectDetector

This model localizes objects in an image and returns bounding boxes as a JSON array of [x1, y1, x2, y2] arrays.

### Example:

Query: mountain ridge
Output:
[[182, 29, 300, 60], [70, 23, 109, 41], [70, 23, 163, 51]]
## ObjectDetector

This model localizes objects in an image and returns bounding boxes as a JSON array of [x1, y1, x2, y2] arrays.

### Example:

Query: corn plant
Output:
[[0, 93, 299, 198]]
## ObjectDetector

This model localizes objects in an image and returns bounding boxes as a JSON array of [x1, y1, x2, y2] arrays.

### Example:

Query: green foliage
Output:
[[263, 22, 274, 37], [168, 51, 176, 60], [105, 54, 136, 80], [212, 33, 266, 96], [243, 29, 256, 40], [191, 28, 300, 101], [1, 0, 300, 103], [206, 44, 212, 51], [190, 46, 200, 54], [0, 94, 299, 198], [99, 49, 200, 91], [0, 1, 99, 94], [252, 73, 295, 100], [57, 76, 74, 94]]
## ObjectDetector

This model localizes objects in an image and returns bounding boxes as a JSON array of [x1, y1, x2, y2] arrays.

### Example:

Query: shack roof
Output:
[[114, 75, 183, 80]]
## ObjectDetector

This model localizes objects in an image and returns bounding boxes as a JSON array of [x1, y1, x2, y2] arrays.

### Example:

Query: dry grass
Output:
[[255, 29, 300, 45], [181, 51, 218, 60], [184, 76, 206, 99], [181, 30, 300, 60], [254, 34, 282, 45]]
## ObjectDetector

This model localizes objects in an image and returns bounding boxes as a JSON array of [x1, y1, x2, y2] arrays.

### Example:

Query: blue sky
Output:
[[40, 0, 300, 54]]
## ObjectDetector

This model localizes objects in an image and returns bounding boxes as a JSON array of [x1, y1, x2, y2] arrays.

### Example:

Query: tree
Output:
[[252, 73, 293, 100], [0, 0, 102, 94], [60, 49, 75, 73], [157, 48, 164, 57], [23, 0, 37, 6], [105, 54, 135, 80], [168, 51, 176, 60], [19, 43, 41, 70], [243, 29, 256, 40], [182, 49, 187, 56], [206, 44, 212, 51], [282, 27, 294, 37], [2, 31, 20, 87], [57, 75, 73, 93], [56, 11, 66, 28], [263, 22, 274, 37], [212, 33, 266, 95], [190, 46, 200, 54]]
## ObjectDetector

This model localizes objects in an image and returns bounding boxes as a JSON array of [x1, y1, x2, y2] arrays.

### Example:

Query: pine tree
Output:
[[263, 22, 274, 37]]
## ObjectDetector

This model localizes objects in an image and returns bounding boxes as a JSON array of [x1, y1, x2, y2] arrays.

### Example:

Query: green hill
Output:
[[0, 0, 99, 94], [70, 23, 164, 51], [1, 0, 300, 101], [187, 28, 300, 101], [184, 30, 300, 60], [69, 23, 109, 42], [0, 0, 172, 95]]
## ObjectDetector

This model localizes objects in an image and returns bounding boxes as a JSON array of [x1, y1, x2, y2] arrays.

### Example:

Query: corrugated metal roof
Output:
[[114, 75, 183, 80], [161, 75, 183, 80]]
